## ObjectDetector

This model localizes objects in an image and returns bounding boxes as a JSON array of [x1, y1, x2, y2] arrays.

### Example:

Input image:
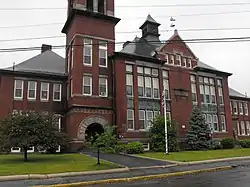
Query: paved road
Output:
[[88, 166, 250, 187], [81, 150, 171, 168]]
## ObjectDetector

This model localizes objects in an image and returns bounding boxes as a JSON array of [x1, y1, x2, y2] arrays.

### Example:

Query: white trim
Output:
[[74, 33, 115, 43], [99, 41, 108, 68], [99, 77, 108, 97], [27, 81, 37, 100], [56, 146, 61, 153], [71, 43, 74, 69], [53, 83, 62, 102], [239, 102, 244, 115], [40, 82, 49, 101], [139, 110, 146, 130], [143, 143, 150, 151], [221, 115, 227, 132], [146, 110, 153, 130], [83, 76, 92, 96], [11, 147, 21, 153], [244, 102, 249, 116], [241, 121, 246, 135], [70, 79, 73, 97], [27, 146, 35, 153], [127, 109, 135, 130], [176, 54, 181, 66], [83, 38, 93, 66], [187, 59, 192, 68], [182, 58, 187, 67], [14, 80, 24, 100]]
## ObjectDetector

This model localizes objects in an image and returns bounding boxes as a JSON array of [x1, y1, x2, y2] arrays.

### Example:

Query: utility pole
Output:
[[162, 87, 168, 154]]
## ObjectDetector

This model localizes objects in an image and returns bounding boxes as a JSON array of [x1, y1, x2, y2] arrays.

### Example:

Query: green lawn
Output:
[[139, 148, 250, 162], [0, 154, 119, 176]]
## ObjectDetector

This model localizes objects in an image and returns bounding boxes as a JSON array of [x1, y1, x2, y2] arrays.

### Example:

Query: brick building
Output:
[[0, 0, 249, 152]]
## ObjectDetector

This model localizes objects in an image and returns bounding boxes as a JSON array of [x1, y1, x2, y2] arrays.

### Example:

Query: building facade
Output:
[[0, 0, 249, 152]]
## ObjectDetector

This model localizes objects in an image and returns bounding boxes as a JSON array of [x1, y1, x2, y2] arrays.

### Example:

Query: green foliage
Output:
[[221, 138, 235, 149], [125, 142, 144, 154], [92, 126, 118, 153], [186, 106, 211, 151], [238, 140, 250, 148], [0, 111, 68, 161], [115, 143, 127, 153], [148, 115, 179, 152], [209, 140, 223, 150]]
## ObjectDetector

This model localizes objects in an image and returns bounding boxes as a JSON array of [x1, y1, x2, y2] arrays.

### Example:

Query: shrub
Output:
[[239, 140, 250, 148], [209, 140, 222, 150], [115, 143, 127, 153], [125, 142, 144, 154], [221, 138, 235, 149]]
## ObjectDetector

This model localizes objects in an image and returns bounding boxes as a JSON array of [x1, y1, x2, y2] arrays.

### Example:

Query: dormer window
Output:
[[87, 0, 94, 11], [176, 55, 181, 66], [170, 55, 174, 64]]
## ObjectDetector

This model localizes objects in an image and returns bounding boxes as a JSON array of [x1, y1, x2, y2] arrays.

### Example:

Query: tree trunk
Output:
[[23, 147, 28, 162]]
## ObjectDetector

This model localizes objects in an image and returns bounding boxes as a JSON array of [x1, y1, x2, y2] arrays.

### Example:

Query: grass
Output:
[[0, 154, 120, 176], [139, 148, 250, 162]]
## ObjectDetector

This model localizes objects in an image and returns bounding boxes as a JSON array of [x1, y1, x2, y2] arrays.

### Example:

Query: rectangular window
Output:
[[40, 82, 49, 101], [199, 85, 204, 103], [170, 55, 174, 64], [204, 77, 209, 84], [153, 78, 159, 98], [139, 110, 145, 130], [126, 74, 133, 96], [154, 111, 160, 118], [137, 66, 143, 74], [213, 115, 219, 132], [218, 87, 224, 105], [246, 121, 250, 135], [152, 69, 159, 76], [127, 110, 134, 130], [217, 79, 222, 86], [233, 101, 238, 114], [126, 64, 133, 72], [191, 83, 197, 102], [205, 85, 210, 103], [244, 103, 249, 116], [14, 80, 24, 99], [83, 76, 92, 96], [187, 59, 191, 68], [182, 58, 187, 67], [162, 70, 168, 78], [99, 41, 107, 67], [99, 78, 108, 97], [190, 75, 196, 82], [199, 76, 204, 83], [146, 111, 153, 129], [237, 121, 240, 135], [28, 81, 37, 100], [209, 78, 215, 85], [83, 38, 92, 65], [206, 114, 212, 131], [241, 121, 246, 135], [165, 54, 169, 63], [163, 79, 170, 100], [144, 68, 151, 75], [53, 83, 62, 101], [87, 0, 94, 11], [221, 115, 226, 132], [176, 54, 181, 66], [210, 86, 216, 104], [239, 102, 244, 115], [138, 76, 144, 97], [145, 77, 152, 97], [98, 0, 105, 14]]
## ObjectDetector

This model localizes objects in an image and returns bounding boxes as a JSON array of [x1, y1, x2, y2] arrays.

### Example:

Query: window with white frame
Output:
[[190, 75, 197, 103], [241, 121, 246, 135], [146, 111, 153, 129], [217, 79, 222, 87], [187, 59, 191, 68], [152, 69, 159, 76], [199, 76, 216, 104], [213, 115, 219, 132], [239, 102, 244, 115], [221, 115, 226, 132], [144, 67, 151, 75], [206, 114, 213, 131], [145, 77, 152, 97], [14, 80, 24, 99], [237, 121, 240, 135], [176, 54, 181, 66], [153, 78, 159, 98], [246, 121, 250, 135], [233, 101, 238, 114], [40, 82, 49, 101], [182, 58, 186, 67], [163, 70, 170, 100], [165, 54, 169, 64], [137, 66, 143, 74], [83, 38, 92, 65], [99, 41, 107, 67], [126, 64, 133, 72], [53, 83, 62, 101], [28, 81, 37, 100], [154, 111, 160, 118], [169, 55, 174, 64], [244, 102, 249, 116], [139, 110, 145, 130], [126, 74, 133, 96], [83, 76, 92, 96], [138, 76, 144, 97], [127, 109, 134, 130], [99, 77, 108, 97], [218, 87, 224, 105]]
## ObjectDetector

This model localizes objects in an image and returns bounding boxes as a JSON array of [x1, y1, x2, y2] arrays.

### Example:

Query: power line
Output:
[[2, 36, 250, 53], [0, 23, 63, 29], [0, 36, 65, 42]]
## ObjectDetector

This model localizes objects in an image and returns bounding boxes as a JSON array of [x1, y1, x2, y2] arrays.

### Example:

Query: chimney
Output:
[[41, 44, 52, 53]]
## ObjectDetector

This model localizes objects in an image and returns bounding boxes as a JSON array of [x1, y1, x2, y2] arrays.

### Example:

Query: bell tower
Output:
[[62, 0, 120, 151]]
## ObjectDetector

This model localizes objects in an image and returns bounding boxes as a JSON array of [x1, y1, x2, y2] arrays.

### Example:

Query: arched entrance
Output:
[[85, 123, 104, 142]]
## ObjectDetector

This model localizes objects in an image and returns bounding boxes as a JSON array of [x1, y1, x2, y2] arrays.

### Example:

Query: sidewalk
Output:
[[1, 159, 250, 187]]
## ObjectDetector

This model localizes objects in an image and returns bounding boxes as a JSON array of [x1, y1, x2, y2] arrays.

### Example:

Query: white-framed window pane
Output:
[[218, 87, 224, 105], [207, 114, 213, 131], [152, 69, 159, 76], [233, 101, 238, 114], [162, 70, 168, 78], [14, 80, 23, 99], [221, 115, 226, 132], [217, 79, 222, 86], [138, 76, 144, 97], [137, 66, 143, 74], [176, 54, 181, 66], [205, 85, 210, 103], [144, 68, 151, 75], [187, 59, 191, 67], [210, 86, 216, 104], [163, 79, 170, 99], [53, 84, 62, 101], [99, 41, 107, 67], [145, 77, 152, 97], [139, 110, 145, 129], [41, 82, 49, 100], [244, 103, 249, 116], [28, 81, 37, 99], [241, 121, 246, 135], [190, 75, 196, 82], [209, 78, 215, 85], [239, 103, 244, 115], [146, 111, 153, 129], [213, 115, 219, 132], [154, 111, 160, 118], [191, 83, 197, 102], [99, 78, 108, 97], [183, 58, 187, 66], [126, 74, 133, 96], [204, 77, 209, 84], [83, 76, 92, 95], [127, 110, 134, 130], [246, 121, 250, 135], [84, 38, 92, 65], [126, 64, 133, 72], [237, 121, 241, 135], [170, 55, 174, 64], [153, 78, 159, 98]]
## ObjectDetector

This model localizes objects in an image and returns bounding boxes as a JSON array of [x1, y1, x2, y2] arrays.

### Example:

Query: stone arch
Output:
[[77, 116, 108, 140]]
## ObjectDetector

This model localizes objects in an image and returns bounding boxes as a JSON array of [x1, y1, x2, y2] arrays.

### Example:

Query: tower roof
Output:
[[139, 14, 161, 29]]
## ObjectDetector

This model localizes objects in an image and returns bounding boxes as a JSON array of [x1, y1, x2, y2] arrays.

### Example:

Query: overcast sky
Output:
[[0, 0, 250, 95]]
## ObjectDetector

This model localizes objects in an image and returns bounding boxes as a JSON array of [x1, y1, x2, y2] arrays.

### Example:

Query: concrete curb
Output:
[[129, 164, 178, 171], [34, 165, 234, 187], [0, 168, 130, 182]]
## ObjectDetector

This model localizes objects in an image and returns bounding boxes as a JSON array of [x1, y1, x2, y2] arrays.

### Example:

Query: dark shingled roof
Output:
[[4, 50, 66, 76]]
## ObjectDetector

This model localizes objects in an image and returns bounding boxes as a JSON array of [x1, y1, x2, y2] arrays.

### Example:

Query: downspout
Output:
[[111, 57, 117, 127]]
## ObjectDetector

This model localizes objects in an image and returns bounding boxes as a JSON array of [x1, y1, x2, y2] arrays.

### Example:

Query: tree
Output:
[[0, 111, 68, 161], [148, 115, 179, 152], [186, 106, 211, 150]]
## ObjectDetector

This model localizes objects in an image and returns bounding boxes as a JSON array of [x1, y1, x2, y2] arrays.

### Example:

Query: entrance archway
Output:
[[85, 123, 104, 142]]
